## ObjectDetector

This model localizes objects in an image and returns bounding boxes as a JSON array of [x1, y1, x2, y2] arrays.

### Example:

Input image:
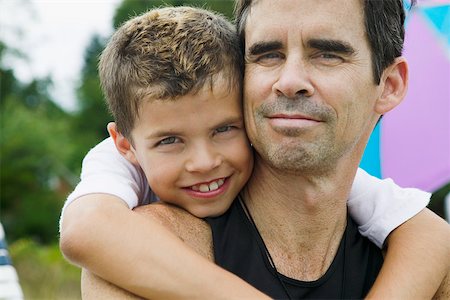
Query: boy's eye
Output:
[[159, 136, 179, 145], [215, 125, 241, 135], [215, 125, 233, 133]]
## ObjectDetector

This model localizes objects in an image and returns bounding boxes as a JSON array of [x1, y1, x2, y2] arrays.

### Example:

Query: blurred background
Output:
[[0, 0, 448, 299]]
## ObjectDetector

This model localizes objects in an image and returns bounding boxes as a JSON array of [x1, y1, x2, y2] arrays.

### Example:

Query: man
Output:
[[83, 0, 450, 298]]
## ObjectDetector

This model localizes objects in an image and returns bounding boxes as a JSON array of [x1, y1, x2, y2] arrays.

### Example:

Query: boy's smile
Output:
[[188, 177, 225, 192], [127, 75, 253, 218]]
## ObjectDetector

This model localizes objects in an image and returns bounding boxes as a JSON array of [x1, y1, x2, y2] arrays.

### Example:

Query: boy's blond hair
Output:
[[99, 6, 243, 140]]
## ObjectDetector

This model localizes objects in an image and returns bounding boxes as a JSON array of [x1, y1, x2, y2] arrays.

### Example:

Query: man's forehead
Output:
[[245, 0, 363, 27], [244, 0, 365, 47]]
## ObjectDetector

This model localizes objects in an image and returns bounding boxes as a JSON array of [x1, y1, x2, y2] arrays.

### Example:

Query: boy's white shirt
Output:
[[61, 137, 431, 248]]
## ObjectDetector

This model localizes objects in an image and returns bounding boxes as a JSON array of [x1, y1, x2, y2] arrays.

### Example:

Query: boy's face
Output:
[[129, 77, 253, 218]]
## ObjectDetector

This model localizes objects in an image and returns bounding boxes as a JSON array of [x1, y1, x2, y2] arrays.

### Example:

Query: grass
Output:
[[9, 238, 81, 300]]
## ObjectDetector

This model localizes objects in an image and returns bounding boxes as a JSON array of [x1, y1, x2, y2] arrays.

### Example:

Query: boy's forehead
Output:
[[132, 78, 243, 136], [143, 71, 240, 101]]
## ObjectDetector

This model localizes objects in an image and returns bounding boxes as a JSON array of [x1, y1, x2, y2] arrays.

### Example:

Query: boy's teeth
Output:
[[192, 178, 225, 192], [199, 184, 209, 192], [209, 181, 219, 191]]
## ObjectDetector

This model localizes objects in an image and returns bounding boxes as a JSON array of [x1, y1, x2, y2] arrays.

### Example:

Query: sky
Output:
[[1, 0, 121, 111]]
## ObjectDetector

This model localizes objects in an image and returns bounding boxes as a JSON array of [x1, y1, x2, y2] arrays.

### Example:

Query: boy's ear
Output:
[[374, 57, 409, 115], [107, 122, 139, 165]]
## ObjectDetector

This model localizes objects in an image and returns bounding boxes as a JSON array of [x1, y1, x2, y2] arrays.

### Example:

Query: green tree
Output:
[[112, 0, 234, 29], [429, 183, 450, 220], [70, 34, 111, 169], [1, 40, 76, 243]]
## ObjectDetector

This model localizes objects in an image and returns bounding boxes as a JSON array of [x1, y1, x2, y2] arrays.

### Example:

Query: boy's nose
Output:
[[185, 143, 222, 173]]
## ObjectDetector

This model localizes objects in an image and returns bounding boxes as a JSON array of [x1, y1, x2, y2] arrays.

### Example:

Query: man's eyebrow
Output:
[[247, 41, 283, 56], [307, 39, 355, 54]]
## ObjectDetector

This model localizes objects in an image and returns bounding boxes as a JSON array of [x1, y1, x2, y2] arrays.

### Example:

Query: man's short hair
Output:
[[99, 6, 243, 139]]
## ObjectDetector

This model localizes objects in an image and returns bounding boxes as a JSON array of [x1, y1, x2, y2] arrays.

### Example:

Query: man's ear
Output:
[[375, 57, 409, 115], [107, 122, 139, 165]]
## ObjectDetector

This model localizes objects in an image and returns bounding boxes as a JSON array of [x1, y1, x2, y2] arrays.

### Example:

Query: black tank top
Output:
[[205, 199, 383, 299]]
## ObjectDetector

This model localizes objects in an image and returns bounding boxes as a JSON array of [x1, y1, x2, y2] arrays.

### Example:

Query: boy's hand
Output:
[[60, 194, 271, 299], [366, 208, 450, 299]]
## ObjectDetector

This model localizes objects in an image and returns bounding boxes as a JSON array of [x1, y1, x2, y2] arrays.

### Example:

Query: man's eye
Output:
[[256, 52, 283, 62], [261, 52, 281, 59], [320, 53, 341, 59], [314, 52, 344, 64], [247, 51, 284, 65], [159, 136, 179, 145]]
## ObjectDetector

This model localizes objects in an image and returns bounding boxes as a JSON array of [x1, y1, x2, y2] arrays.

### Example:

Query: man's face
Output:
[[129, 75, 253, 218], [243, 0, 383, 173]]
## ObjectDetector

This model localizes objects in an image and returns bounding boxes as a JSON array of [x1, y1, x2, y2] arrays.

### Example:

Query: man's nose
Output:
[[185, 143, 222, 173], [272, 57, 314, 98]]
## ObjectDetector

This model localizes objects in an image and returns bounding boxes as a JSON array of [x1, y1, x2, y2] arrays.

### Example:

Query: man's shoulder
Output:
[[434, 271, 450, 299], [134, 203, 213, 260]]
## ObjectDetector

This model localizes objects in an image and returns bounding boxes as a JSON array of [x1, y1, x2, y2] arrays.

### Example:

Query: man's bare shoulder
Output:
[[134, 203, 213, 260], [434, 270, 450, 299]]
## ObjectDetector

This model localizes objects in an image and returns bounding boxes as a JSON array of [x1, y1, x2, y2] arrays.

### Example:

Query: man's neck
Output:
[[241, 156, 358, 280]]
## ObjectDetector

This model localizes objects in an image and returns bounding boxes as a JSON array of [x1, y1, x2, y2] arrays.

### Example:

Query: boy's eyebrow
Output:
[[145, 115, 243, 139], [211, 115, 243, 130], [146, 129, 183, 139], [247, 41, 283, 56], [307, 38, 355, 55]]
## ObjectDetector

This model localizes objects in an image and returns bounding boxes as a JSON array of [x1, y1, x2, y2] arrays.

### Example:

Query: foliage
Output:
[[70, 34, 111, 168], [9, 239, 81, 299], [1, 39, 77, 243], [429, 182, 450, 220], [113, 0, 235, 29]]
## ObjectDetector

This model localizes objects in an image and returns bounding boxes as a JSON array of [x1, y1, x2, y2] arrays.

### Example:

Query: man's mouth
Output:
[[268, 113, 320, 122], [267, 113, 321, 128], [190, 178, 225, 192]]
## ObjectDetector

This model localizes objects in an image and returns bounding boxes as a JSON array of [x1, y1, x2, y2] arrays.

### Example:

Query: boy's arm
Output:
[[61, 196, 270, 299], [348, 168, 431, 248], [59, 137, 151, 220], [82, 269, 143, 300], [348, 168, 450, 299], [367, 208, 450, 299]]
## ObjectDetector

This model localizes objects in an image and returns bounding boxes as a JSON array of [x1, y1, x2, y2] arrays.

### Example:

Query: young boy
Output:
[[60, 6, 447, 299]]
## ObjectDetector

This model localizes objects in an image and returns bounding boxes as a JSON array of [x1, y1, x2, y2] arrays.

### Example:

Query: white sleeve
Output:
[[0, 223, 24, 300], [348, 168, 431, 248], [61, 138, 152, 215]]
